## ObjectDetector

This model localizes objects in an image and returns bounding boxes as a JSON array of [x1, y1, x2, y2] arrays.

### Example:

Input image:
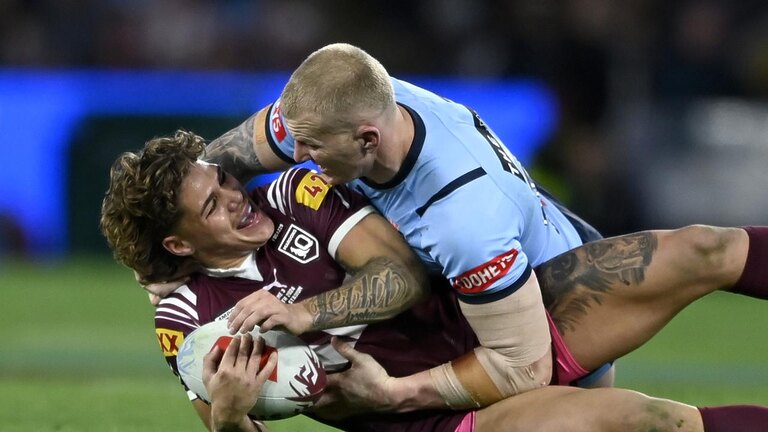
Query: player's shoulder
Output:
[[264, 167, 340, 213], [154, 284, 201, 334]]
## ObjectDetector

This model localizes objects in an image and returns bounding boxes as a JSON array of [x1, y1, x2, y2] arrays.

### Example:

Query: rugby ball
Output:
[[176, 319, 326, 420]]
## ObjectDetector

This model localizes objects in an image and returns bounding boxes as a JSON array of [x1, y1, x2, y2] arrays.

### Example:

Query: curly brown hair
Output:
[[100, 130, 206, 282]]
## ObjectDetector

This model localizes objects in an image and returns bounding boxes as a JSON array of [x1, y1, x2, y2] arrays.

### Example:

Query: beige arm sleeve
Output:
[[429, 271, 553, 408]]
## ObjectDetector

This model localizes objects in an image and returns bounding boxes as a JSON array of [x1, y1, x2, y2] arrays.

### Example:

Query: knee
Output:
[[673, 225, 742, 281], [617, 394, 698, 431]]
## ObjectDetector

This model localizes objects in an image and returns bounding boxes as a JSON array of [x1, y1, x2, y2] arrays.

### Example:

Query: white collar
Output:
[[202, 252, 263, 281]]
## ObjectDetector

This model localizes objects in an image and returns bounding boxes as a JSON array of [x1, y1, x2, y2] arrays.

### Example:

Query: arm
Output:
[[228, 212, 429, 334], [204, 106, 292, 184], [316, 273, 547, 414], [306, 212, 428, 329]]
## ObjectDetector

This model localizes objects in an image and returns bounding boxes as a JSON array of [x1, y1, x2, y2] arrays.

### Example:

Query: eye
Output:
[[206, 197, 217, 218], [298, 140, 320, 150]]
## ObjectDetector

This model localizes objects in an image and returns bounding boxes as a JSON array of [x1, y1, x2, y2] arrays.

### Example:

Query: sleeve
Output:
[[419, 174, 533, 304], [154, 285, 202, 401], [263, 100, 298, 164], [264, 167, 377, 257]]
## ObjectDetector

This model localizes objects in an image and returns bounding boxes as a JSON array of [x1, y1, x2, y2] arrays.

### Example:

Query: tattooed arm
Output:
[[227, 212, 428, 335], [204, 107, 293, 183], [305, 211, 428, 329]]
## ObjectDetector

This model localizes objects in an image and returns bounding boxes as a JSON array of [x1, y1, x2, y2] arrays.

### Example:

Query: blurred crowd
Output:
[[3, 0, 767, 241]]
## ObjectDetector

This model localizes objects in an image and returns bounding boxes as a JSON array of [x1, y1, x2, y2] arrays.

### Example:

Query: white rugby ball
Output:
[[176, 319, 326, 420]]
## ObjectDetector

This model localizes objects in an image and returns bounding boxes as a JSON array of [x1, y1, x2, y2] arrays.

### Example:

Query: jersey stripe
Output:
[[415, 167, 486, 217], [158, 296, 199, 320], [267, 172, 285, 214], [155, 307, 196, 322], [175, 285, 197, 304], [156, 306, 196, 321], [155, 315, 199, 330], [327, 205, 377, 258], [264, 102, 297, 164]]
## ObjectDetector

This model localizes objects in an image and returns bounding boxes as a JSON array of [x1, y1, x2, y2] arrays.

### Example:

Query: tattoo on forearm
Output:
[[204, 115, 265, 182], [305, 257, 416, 329], [536, 232, 658, 334]]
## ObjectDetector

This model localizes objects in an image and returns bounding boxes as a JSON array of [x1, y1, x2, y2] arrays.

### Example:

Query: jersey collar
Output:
[[202, 252, 264, 281]]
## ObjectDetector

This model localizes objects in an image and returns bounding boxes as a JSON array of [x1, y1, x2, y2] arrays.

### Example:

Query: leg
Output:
[[474, 385, 704, 432], [537, 225, 749, 370]]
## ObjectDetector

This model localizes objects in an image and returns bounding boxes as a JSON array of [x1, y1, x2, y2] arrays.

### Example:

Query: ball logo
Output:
[[210, 336, 279, 382], [288, 351, 327, 403], [176, 335, 195, 377], [278, 225, 319, 264]]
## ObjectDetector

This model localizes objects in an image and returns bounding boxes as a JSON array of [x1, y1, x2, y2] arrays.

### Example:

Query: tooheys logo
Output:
[[271, 102, 287, 142], [156, 328, 184, 357], [452, 249, 519, 294]]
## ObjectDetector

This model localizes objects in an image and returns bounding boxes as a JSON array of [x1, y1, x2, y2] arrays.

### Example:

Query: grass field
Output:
[[2, 256, 767, 431]]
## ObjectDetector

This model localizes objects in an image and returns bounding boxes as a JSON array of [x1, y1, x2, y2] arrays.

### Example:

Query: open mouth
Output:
[[237, 202, 258, 230]]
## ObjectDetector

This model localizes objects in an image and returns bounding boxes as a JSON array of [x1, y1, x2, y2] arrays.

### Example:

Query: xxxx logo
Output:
[[156, 328, 184, 357]]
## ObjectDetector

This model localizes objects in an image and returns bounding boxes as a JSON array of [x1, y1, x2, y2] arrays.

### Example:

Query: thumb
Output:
[[330, 336, 360, 361], [202, 345, 224, 382]]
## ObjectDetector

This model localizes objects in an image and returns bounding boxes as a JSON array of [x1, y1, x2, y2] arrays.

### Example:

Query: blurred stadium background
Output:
[[1, 1, 767, 430]]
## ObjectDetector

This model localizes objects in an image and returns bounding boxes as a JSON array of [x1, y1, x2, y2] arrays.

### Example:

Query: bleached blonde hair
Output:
[[280, 43, 396, 136]]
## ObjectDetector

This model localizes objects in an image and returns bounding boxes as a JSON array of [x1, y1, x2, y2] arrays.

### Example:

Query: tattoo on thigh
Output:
[[536, 232, 658, 333]]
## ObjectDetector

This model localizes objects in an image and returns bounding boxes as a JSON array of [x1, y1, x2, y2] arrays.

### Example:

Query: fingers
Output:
[[228, 294, 269, 335], [259, 316, 278, 333], [202, 344, 225, 384], [330, 336, 359, 361], [147, 292, 161, 306], [227, 293, 287, 335], [220, 334, 242, 368], [216, 334, 273, 373], [253, 350, 277, 388]]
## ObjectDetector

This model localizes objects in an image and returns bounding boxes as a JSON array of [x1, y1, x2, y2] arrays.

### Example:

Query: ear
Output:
[[162, 235, 195, 257], [358, 126, 380, 154]]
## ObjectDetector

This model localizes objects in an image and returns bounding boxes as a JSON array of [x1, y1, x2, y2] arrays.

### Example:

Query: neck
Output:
[[200, 252, 250, 270], [366, 105, 414, 184]]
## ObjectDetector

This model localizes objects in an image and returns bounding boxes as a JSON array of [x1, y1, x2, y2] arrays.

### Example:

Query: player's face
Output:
[[167, 162, 275, 267], [287, 120, 373, 185]]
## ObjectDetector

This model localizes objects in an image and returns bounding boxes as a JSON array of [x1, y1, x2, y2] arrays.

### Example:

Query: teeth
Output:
[[239, 204, 253, 228]]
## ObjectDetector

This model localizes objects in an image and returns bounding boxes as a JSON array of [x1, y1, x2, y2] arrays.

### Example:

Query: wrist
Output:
[[295, 301, 321, 333], [386, 372, 448, 413], [210, 406, 255, 432]]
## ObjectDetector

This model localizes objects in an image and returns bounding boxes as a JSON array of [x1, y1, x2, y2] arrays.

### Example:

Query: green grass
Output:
[[1, 256, 766, 430], [0, 257, 338, 432]]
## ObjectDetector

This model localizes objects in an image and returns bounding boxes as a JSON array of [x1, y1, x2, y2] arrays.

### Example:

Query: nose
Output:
[[225, 188, 243, 211], [293, 141, 311, 163]]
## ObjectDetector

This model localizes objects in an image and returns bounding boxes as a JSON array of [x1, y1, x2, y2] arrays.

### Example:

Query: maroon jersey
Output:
[[154, 167, 477, 432]]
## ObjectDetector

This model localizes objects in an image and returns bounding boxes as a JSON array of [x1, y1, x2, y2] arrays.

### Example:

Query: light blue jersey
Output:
[[265, 78, 596, 302]]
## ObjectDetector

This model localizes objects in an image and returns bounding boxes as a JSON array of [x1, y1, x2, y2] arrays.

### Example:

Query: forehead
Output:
[[285, 116, 326, 140], [185, 160, 216, 180], [179, 162, 216, 202]]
